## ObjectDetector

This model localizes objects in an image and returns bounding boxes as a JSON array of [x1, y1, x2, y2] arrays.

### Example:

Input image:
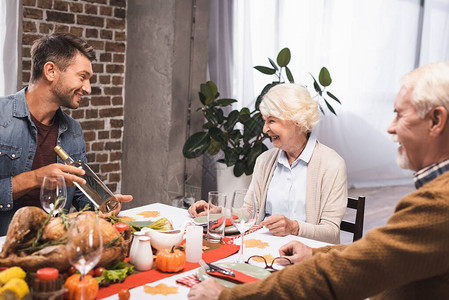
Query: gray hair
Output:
[[402, 61, 449, 118], [259, 83, 319, 133]]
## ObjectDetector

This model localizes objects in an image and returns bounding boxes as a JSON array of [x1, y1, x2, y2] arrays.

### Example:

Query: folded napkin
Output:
[[222, 225, 262, 244], [176, 274, 201, 287], [211, 215, 238, 229], [205, 266, 260, 284]]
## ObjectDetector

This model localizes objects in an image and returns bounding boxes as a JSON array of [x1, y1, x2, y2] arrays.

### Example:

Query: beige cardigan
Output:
[[220, 170, 449, 300], [244, 140, 347, 244]]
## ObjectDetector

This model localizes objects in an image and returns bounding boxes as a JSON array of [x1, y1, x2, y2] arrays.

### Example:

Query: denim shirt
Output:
[[0, 88, 91, 235]]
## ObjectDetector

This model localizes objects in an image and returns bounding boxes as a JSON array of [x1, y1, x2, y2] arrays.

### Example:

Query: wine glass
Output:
[[231, 189, 257, 263], [40, 175, 67, 216], [66, 213, 103, 300]]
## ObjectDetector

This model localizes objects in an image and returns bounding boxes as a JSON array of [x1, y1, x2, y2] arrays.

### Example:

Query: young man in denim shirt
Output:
[[0, 33, 132, 236]]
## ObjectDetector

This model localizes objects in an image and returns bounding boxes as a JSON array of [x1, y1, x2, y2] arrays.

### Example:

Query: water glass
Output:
[[205, 191, 227, 243]]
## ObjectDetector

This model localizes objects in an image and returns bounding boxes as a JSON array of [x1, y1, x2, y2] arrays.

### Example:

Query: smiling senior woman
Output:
[[189, 83, 347, 244]]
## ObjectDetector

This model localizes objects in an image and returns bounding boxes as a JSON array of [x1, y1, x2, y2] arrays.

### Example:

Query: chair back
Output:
[[340, 196, 366, 242]]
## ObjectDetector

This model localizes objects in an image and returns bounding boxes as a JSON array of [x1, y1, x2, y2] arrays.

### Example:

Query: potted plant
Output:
[[182, 48, 341, 177]]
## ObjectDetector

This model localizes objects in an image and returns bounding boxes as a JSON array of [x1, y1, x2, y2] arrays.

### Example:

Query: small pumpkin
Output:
[[156, 245, 186, 273], [64, 274, 99, 300]]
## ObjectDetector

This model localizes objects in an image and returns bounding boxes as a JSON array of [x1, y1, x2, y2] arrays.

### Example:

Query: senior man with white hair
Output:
[[188, 61, 449, 300]]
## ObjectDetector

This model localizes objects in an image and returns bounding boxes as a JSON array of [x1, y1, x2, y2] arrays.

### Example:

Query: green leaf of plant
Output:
[[238, 107, 251, 123], [277, 48, 291, 67], [285, 66, 294, 83], [202, 122, 213, 129], [205, 109, 218, 124], [207, 139, 221, 156], [254, 66, 276, 75], [247, 143, 264, 167], [182, 132, 210, 159], [200, 83, 214, 105], [224, 149, 238, 166], [216, 98, 238, 106], [326, 91, 341, 104], [215, 108, 224, 124], [198, 92, 206, 105], [324, 98, 337, 116], [318, 67, 332, 87], [206, 81, 219, 98], [224, 110, 240, 131], [209, 127, 226, 144], [233, 160, 246, 177], [268, 58, 279, 71], [310, 73, 322, 96]]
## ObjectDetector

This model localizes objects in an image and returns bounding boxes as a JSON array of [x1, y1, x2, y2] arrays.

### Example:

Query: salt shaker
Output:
[[129, 231, 146, 265]]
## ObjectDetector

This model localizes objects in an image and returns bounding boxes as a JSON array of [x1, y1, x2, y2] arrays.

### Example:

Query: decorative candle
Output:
[[185, 225, 203, 263]]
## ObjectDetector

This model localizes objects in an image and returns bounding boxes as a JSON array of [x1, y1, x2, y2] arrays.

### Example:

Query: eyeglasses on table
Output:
[[245, 255, 293, 272]]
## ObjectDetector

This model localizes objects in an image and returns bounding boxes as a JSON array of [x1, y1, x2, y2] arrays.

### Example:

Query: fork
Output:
[[199, 259, 235, 277]]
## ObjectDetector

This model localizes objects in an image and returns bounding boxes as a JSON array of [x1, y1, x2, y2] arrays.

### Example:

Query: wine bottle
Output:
[[54, 145, 119, 213]]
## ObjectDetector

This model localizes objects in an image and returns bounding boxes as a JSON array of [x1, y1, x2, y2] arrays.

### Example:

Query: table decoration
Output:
[[136, 211, 160, 218], [96, 243, 239, 299], [143, 283, 179, 295], [243, 239, 269, 249]]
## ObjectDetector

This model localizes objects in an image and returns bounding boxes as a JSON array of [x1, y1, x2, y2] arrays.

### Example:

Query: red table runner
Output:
[[97, 243, 239, 299]]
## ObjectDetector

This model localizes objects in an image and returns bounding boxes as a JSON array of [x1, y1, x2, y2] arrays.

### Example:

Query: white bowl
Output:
[[141, 227, 184, 251]]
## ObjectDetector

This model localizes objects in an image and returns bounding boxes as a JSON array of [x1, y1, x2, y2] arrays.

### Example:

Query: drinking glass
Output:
[[205, 191, 227, 243], [231, 189, 257, 262], [40, 175, 67, 216], [66, 213, 103, 300]]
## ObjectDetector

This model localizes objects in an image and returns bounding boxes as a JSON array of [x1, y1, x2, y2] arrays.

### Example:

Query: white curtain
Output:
[[0, 0, 19, 96], [219, 0, 449, 188]]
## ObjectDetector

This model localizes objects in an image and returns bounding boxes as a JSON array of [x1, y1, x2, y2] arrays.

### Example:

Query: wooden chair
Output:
[[340, 196, 366, 242]]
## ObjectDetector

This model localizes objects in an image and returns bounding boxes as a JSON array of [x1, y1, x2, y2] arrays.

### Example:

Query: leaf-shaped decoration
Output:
[[216, 98, 238, 106], [285, 66, 294, 83], [318, 67, 332, 87], [254, 66, 276, 75], [268, 58, 279, 71], [224, 110, 240, 131], [326, 91, 341, 104], [206, 81, 219, 98], [277, 48, 291, 67], [182, 132, 211, 158], [324, 98, 337, 116]]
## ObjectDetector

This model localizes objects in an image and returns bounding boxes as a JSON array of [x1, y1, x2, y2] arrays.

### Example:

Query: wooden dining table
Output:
[[0, 203, 331, 299]]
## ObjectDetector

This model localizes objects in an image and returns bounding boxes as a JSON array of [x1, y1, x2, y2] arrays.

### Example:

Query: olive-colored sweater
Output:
[[220, 171, 449, 300]]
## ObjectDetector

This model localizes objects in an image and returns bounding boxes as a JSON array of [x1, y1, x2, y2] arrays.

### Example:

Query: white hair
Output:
[[259, 83, 319, 133], [402, 61, 449, 118]]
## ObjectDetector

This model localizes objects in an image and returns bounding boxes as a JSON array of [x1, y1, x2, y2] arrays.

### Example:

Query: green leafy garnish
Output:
[[95, 261, 134, 286]]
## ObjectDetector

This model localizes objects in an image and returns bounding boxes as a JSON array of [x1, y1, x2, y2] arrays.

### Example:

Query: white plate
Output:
[[193, 215, 239, 234], [196, 262, 270, 288]]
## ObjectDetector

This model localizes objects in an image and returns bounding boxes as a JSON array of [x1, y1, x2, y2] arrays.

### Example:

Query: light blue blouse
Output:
[[265, 135, 316, 221]]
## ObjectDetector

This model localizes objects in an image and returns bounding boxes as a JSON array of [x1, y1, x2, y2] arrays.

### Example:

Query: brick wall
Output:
[[21, 0, 127, 193]]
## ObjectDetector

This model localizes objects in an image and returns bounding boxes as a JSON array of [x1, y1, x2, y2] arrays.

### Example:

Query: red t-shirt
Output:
[[20, 114, 59, 207]]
